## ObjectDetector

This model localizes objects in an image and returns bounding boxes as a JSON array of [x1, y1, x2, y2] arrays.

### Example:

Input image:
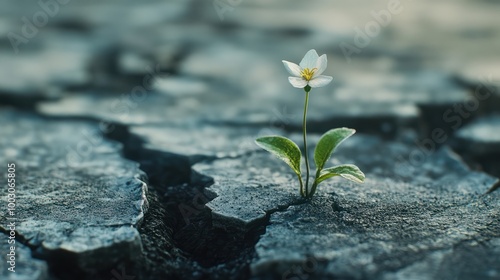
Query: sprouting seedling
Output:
[[255, 49, 365, 199]]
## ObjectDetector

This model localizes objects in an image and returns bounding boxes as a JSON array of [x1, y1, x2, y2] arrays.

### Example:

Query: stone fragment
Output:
[[0, 109, 148, 273]]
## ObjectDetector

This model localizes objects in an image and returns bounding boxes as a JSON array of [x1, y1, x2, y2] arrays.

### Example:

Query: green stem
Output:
[[302, 89, 310, 198], [309, 170, 321, 198], [298, 175, 305, 198]]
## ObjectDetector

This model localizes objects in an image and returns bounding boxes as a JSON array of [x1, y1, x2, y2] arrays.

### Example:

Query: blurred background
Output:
[[1, 0, 499, 130]]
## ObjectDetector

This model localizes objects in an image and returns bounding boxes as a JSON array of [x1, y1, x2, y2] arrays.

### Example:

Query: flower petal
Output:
[[308, 75, 333, 88], [288, 77, 308, 88], [282, 60, 301, 76], [313, 54, 327, 77], [299, 49, 319, 69]]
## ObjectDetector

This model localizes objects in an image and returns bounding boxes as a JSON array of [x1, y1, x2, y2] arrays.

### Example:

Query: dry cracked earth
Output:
[[0, 1, 499, 279]]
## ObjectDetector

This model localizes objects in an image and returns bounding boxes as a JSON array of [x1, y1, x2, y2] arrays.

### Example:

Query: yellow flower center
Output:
[[300, 68, 317, 81]]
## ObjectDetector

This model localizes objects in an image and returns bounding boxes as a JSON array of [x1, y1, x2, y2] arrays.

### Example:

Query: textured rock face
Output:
[[194, 152, 300, 230], [247, 136, 499, 279], [253, 199, 500, 280], [130, 125, 279, 161], [0, 110, 148, 273], [133, 120, 500, 280], [188, 132, 500, 279]]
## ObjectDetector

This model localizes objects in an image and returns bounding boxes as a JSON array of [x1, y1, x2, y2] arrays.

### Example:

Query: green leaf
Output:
[[255, 136, 302, 177], [314, 128, 355, 172], [316, 164, 365, 185]]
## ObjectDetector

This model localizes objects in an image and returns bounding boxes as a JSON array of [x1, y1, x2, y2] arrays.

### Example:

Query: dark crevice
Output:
[[49, 19, 93, 34], [458, 152, 500, 178], [413, 78, 500, 184], [2, 73, 498, 278], [35, 247, 139, 280], [168, 175, 310, 278], [449, 135, 500, 187], [293, 116, 408, 140], [0, 107, 278, 279], [0, 92, 54, 111], [102, 121, 321, 279], [206, 114, 412, 141], [103, 122, 266, 279]]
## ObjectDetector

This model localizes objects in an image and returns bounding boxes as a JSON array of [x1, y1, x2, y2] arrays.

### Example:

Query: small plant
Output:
[[255, 49, 365, 199]]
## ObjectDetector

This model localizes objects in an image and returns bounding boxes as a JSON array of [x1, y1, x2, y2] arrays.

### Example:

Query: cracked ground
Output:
[[0, 1, 499, 279]]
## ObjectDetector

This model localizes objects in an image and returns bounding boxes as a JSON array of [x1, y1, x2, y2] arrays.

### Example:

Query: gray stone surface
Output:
[[252, 196, 500, 280], [0, 109, 148, 272], [246, 135, 499, 279], [194, 152, 301, 230], [194, 134, 499, 232], [0, 235, 49, 280], [130, 124, 278, 160]]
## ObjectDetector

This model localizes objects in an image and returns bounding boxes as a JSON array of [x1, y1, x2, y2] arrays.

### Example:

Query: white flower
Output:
[[282, 49, 333, 89]]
